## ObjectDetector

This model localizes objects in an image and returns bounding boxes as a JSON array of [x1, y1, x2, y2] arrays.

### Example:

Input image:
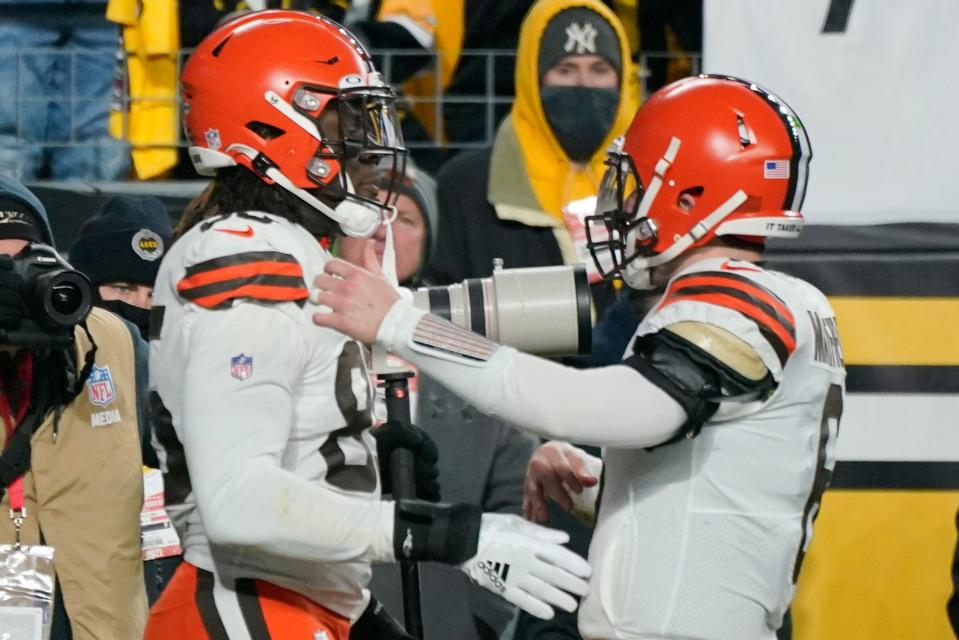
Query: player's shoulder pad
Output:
[[176, 212, 309, 310], [653, 259, 796, 371], [663, 321, 768, 382]]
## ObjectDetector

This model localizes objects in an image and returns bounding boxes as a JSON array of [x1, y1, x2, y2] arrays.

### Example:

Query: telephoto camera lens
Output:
[[14, 244, 94, 332], [412, 263, 592, 357], [41, 271, 93, 327]]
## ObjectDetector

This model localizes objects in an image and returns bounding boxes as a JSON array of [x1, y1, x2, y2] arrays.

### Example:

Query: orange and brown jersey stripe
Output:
[[176, 251, 308, 310], [660, 271, 797, 366]]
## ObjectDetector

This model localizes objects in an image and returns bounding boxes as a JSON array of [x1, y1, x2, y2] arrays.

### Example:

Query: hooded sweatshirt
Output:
[[425, 0, 638, 295], [0, 176, 56, 246]]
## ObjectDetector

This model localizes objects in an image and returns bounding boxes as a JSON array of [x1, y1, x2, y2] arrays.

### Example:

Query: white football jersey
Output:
[[150, 211, 389, 620], [579, 257, 845, 640]]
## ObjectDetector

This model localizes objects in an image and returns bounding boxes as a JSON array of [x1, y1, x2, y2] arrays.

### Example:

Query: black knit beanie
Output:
[[0, 195, 43, 242], [538, 6, 622, 80], [69, 195, 173, 286]]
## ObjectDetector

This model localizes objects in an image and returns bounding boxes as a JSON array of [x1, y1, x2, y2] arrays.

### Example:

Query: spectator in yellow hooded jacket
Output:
[[423, 0, 639, 313]]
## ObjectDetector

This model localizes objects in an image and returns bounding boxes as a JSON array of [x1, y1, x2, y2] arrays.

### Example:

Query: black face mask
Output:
[[540, 86, 619, 164], [98, 299, 150, 340]]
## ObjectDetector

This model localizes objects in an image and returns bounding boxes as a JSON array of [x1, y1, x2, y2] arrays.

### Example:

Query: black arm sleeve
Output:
[[622, 330, 776, 446], [393, 500, 482, 564]]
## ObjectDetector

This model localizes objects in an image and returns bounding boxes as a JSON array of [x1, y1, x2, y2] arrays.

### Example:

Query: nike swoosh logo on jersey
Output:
[[215, 225, 254, 238], [720, 259, 760, 272]]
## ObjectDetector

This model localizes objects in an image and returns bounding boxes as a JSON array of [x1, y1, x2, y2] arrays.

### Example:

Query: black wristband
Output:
[[393, 500, 482, 565]]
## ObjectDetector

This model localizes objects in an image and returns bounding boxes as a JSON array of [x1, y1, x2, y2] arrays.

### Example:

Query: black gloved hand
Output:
[[349, 596, 413, 640], [0, 255, 25, 332], [374, 419, 441, 502]]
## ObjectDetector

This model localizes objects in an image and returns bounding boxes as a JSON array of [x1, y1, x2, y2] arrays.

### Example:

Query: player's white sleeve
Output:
[[181, 302, 395, 564], [374, 300, 687, 448]]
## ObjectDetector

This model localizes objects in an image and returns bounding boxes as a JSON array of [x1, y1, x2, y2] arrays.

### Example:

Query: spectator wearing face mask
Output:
[[67, 195, 183, 606], [69, 195, 173, 340], [424, 0, 638, 313]]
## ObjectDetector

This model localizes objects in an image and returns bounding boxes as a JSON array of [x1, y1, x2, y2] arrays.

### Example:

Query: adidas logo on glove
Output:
[[476, 560, 510, 594]]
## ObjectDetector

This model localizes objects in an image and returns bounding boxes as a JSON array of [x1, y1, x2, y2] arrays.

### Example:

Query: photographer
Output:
[[0, 176, 148, 639]]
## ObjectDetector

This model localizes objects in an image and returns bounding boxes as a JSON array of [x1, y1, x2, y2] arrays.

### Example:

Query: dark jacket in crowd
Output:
[[441, 0, 536, 145], [424, 146, 565, 283], [179, 0, 349, 47]]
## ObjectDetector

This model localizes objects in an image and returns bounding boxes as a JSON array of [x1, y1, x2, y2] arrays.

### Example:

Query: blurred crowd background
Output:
[[0, 0, 700, 182]]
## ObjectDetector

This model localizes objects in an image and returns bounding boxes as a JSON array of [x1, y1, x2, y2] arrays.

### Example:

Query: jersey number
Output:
[[822, 0, 854, 33], [319, 342, 378, 493], [792, 383, 843, 582]]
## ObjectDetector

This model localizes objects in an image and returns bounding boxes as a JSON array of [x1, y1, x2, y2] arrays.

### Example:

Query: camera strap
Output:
[[0, 410, 38, 496], [0, 325, 97, 502], [0, 355, 56, 638], [0, 352, 45, 503]]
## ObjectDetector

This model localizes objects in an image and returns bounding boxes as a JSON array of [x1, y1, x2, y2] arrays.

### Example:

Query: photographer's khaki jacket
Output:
[[0, 307, 147, 640]]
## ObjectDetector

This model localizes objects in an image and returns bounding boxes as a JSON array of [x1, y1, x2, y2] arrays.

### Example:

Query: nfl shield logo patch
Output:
[[87, 365, 116, 406], [231, 354, 253, 381]]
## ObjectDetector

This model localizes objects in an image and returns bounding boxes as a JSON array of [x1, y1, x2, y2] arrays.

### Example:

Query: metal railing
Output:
[[0, 46, 702, 173]]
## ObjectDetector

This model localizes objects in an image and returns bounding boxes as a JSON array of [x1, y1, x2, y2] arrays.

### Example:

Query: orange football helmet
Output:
[[181, 10, 405, 237], [586, 75, 812, 289]]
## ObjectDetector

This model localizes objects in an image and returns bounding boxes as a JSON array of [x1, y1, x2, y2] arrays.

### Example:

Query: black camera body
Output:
[[0, 243, 94, 348]]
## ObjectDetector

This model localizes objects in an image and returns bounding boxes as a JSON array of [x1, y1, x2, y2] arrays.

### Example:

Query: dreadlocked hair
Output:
[[174, 166, 341, 241]]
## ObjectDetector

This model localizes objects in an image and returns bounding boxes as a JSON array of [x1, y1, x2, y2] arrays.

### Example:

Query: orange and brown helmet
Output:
[[181, 10, 406, 237], [587, 75, 812, 289]]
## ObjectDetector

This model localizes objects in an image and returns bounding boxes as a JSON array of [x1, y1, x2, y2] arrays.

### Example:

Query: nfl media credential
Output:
[[87, 365, 122, 427]]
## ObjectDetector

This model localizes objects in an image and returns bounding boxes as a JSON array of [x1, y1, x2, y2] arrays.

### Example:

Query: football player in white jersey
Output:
[[146, 11, 591, 640], [311, 75, 846, 640]]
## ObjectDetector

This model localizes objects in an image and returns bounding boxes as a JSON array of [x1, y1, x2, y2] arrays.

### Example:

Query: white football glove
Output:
[[459, 513, 591, 620]]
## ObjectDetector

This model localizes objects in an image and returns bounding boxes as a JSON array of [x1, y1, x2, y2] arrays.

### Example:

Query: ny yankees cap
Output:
[[538, 6, 622, 80]]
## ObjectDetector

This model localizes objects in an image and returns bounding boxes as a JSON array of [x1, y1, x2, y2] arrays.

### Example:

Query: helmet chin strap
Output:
[[622, 189, 749, 290], [635, 136, 682, 220], [327, 172, 385, 238], [222, 144, 404, 291], [379, 204, 399, 287], [265, 164, 382, 238], [226, 144, 382, 238], [620, 135, 750, 290], [223, 145, 405, 290], [261, 91, 385, 237]]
